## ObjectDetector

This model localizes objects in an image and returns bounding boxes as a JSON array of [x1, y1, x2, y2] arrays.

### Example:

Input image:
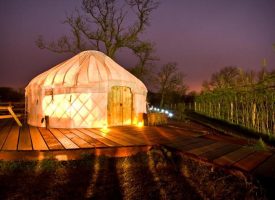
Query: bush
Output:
[[147, 113, 167, 126]]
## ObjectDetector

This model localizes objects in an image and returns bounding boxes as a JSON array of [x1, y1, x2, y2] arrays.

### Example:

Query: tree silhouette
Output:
[[36, 0, 159, 76], [155, 62, 187, 107]]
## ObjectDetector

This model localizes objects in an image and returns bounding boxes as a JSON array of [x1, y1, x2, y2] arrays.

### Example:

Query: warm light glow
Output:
[[55, 154, 68, 161], [100, 123, 109, 134], [133, 117, 138, 125], [124, 119, 132, 125], [137, 121, 144, 127], [42, 93, 106, 127]]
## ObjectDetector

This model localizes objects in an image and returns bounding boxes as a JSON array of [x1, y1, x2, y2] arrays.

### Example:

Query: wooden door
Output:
[[108, 86, 132, 126]]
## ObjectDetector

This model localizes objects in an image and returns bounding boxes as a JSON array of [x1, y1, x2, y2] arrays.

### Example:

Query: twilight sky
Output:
[[0, 0, 275, 92]]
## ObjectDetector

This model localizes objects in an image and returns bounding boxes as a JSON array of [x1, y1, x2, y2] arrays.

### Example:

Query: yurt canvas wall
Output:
[[25, 50, 147, 128]]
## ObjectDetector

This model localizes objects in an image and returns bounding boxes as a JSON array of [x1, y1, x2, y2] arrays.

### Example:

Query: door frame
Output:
[[107, 86, 133, 126]]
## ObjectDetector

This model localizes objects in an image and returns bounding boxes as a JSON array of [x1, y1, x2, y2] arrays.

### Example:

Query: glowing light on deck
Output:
[[133, 117, 138, 125], [137, 121, 144, 127], [100, 123, 109, 134], [55, 154, 68, 161]]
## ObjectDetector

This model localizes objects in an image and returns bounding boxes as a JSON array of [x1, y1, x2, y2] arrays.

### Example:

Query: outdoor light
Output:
[[133, 117, 138, 125], [100, 123, 109, 134], [137, 121, 144, 127]]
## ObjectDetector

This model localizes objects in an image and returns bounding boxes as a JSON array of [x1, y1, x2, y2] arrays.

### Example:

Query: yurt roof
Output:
[[26, 50, 147, 93]]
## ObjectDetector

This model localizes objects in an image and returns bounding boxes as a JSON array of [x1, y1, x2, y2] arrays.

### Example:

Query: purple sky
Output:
[[1, 0, 275, 92]]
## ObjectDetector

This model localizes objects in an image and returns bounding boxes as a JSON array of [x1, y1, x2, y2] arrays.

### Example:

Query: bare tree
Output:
[[210, 66, 241, 89], [201, 80, 211, 92], [36, 0, 159, 61], [238, 69, 257, 86], [155, 62, 186, 107], [130, 41, 158, 82]]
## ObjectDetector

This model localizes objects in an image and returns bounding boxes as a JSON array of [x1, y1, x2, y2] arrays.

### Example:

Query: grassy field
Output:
[[0, 146, 266, 200]]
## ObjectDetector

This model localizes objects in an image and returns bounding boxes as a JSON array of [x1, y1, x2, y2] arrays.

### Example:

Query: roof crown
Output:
[[26, 50, 147, 92]]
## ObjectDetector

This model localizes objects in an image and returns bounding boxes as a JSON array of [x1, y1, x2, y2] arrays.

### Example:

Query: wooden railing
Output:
[[0, 102, 25, 126]]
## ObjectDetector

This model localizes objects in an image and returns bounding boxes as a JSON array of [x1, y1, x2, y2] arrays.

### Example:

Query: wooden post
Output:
[[199, 102, 201, 112], [7, 106, 22, 126], [45, 115, 49, 129], [235, 98, 238, 124], [252, 103, 256, 128], [218, 103, 220, 118], [230, 102, 233, 122], [194, 102, 197, 112], [264, 99, 270, 134], [273, 110, 275, 134]]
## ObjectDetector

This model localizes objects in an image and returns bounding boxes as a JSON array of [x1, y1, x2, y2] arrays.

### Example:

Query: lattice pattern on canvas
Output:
[[42, 93, 107, 128]]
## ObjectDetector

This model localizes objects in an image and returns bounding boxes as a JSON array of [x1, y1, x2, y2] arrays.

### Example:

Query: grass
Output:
[[252, 138, 268, 151], [0, 146, 267, 200]]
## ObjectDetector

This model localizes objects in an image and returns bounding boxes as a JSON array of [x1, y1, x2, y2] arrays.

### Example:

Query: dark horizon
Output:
[[1, 0, 275, 92]]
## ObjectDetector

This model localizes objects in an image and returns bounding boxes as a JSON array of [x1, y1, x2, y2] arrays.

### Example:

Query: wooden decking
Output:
[[0, 120, 201, 151], [0, 119, 275, 178]]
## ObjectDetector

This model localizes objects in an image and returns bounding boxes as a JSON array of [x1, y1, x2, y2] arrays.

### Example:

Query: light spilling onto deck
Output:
[[55, 154, 68, 161]]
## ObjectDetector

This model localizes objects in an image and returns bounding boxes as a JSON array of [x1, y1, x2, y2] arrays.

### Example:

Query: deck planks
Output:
[[58, 129, 93, 148], [0, 120, 13, 149], [91, 128, 135, 146], [233, 151, 272, 171], [29, 126, 48, 150], [50, 129, 79, 149], [188, 142, 225, 155], [80, 129, 120, 146], [200, 144, 241, 161], [213, 147, 255, 166], [18, 125, 32, 150], [69, 129, 107, 147], [174, 138, 215, 152], [107, 127, 146, 145], [0, 120, 275, 177], [2, 124, 20, 150], [39, 128, 64, 150]]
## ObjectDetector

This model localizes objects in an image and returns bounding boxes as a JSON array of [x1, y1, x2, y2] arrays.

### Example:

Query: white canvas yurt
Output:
[[25, 50, 147, 128]]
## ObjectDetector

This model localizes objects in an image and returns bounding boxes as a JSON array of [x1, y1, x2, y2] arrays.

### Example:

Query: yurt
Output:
[[25, 50, 147, 128]]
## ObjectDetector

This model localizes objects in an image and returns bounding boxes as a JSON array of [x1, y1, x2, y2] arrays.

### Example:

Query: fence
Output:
[[194, 86, 275, 135]]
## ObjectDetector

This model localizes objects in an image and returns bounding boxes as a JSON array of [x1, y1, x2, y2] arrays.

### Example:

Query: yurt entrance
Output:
[[108, 86, 132, 126]]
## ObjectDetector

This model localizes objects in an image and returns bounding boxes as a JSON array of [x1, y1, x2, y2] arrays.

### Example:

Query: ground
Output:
[[0, 146, 266, 200]]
